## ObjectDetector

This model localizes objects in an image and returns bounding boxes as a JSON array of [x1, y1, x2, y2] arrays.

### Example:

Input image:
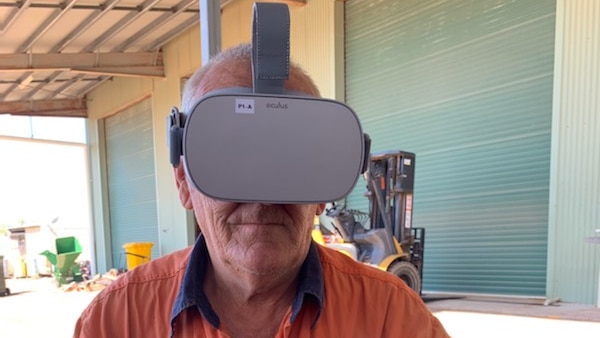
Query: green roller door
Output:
[[345, 0, 555, 296], [105, 99, 160, 269]]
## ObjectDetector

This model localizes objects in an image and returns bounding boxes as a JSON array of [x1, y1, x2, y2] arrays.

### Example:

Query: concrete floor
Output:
[[426, 296, 600, 322], [425, 295, 600, 337], [435, 311, 600, 338], [0, 277, 99, 338], [1, 277, 599, 338]]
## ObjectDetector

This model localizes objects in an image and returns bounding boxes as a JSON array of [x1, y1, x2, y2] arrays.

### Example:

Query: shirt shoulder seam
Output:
[[90, 256, 189, 306]]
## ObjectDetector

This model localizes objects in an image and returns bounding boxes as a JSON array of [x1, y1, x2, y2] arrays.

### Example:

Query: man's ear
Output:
[[316, 203, 326, 216], [174, 163, 193, 210]]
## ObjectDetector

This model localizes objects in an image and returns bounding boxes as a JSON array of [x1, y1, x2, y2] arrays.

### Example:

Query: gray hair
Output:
[[180, 43, 320, 113]]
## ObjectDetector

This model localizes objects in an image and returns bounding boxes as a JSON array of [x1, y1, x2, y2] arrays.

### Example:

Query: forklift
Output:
[[319, 150, 425, 294]]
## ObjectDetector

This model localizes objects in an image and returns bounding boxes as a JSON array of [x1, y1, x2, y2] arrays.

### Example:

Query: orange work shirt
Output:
[[74, 237, 450, 337]]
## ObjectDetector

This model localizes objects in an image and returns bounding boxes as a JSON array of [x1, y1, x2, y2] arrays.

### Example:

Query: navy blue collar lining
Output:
[[170, 235, 324, 336], [290, 241, 324, 326]]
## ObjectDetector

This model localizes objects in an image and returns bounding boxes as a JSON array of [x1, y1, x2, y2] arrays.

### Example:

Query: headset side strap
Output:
[[362, 134, 372, 174], [167, 107, 185, 167]]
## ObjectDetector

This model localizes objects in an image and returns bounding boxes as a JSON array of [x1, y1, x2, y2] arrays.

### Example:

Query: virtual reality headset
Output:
[[167, 3, 370, 204]]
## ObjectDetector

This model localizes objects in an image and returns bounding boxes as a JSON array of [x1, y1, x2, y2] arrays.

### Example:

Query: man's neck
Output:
[[204, 259, 303, 338], [209, 258, 300, 300]]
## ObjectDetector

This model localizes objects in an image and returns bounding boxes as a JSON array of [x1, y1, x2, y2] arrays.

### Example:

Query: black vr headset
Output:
[[167, 2, 370, 204]]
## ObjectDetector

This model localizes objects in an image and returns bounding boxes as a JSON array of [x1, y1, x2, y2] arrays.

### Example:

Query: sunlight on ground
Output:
[[434, 310, 600, 338]]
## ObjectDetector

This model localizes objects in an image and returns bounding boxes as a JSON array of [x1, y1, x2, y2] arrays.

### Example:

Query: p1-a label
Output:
[[235, 99, 255, 114]]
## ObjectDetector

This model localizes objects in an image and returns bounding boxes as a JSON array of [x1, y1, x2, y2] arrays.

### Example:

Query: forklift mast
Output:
[[326, 150, 425, 292], [367, 150, 415, 243]]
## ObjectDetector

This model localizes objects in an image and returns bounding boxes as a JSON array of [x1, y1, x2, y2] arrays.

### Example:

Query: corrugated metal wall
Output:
[[547, 0, 600, 305], [104, 99, 160, 269], [345, 0, 555, 296]]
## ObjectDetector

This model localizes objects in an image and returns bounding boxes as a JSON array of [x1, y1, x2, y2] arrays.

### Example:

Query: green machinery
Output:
[[40, 236, 84, 286]]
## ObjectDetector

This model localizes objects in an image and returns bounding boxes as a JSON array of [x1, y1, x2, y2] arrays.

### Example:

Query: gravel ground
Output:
[[1, 277, 599, 338]]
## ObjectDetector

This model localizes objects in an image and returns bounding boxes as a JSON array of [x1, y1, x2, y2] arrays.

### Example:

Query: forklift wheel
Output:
[[388, 261, 421, 295], [2, 288, 9, 297]]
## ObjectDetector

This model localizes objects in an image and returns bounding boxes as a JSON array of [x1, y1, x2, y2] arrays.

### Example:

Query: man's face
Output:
[[175, 59, 324, 277]]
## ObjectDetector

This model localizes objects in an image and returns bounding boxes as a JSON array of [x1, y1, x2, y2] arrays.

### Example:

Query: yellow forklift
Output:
[[317, 150, 425, 294]]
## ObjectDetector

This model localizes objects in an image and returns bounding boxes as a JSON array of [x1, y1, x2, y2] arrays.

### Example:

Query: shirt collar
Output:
[[170, 235, 324, 335], [290, 241, 324, 325]]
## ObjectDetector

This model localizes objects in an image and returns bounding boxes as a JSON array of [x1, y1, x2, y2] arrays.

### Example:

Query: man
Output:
[[74, 43, 450, 338]]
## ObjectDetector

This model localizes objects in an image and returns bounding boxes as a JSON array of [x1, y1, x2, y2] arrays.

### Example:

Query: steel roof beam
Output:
[[112, 0, 197, 52], [40, 74, 85, 100], [0, 2, 199, 13], [51, 0, 121, 53], [0, 52, 164, 78], [82, 0, 162, 52], [17, 0, 79, 52], [21, 71, 63, 100], [0, 71, 33, 100], [72, 75, 111, 98], [0, 0, 33, 34], [143, 16, 199, 52], [0, 98, 87, 117]]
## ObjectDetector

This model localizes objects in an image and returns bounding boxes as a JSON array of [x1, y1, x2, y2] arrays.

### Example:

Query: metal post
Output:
[[200, 0, 222, 65]]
